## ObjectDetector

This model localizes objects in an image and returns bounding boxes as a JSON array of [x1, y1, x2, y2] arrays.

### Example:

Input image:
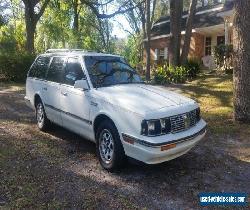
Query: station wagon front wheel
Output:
[[99, 129, 114, 164], [96, 120, 126, 171]]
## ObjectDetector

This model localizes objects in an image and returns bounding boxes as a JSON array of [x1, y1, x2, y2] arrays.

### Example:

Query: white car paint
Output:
[[25, 51, 207, 164], [93, 84, 194, 115]]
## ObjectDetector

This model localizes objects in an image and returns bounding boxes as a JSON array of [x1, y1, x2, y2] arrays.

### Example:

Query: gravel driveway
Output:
[[0, 83, 249, 209]]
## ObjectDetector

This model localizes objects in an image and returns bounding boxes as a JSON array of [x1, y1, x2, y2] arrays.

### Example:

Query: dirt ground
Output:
[[0, 78, 249, 209]]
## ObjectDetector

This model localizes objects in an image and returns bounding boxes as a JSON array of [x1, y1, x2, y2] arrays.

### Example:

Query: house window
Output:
[[205, 37, 212, 56], [159, 49, 165, 59], [217, 36, 225, 46], [158, 48, 168, 63], [155, 48, 168, 63]]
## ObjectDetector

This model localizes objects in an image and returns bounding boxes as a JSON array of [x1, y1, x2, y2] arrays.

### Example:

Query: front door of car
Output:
[[60, 57, 92, 139], [43, 56, 66, 126]]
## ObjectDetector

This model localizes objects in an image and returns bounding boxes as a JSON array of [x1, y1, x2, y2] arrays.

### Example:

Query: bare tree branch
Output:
[[150, 0, 157, 27], [113, 19, 135, 37], [81, 0, 145, 19], [92, 0, 114, 6]]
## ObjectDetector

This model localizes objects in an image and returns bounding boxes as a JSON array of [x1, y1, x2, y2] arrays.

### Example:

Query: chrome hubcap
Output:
[[99, 129, 114, 164], [36, 103, 44, 125]]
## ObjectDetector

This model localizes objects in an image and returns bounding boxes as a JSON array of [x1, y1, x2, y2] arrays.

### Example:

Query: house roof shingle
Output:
[[151, 0, 234, 37]]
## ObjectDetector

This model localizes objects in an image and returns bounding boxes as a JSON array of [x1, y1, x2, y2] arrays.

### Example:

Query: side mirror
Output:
[[74, 79, 89, 90]]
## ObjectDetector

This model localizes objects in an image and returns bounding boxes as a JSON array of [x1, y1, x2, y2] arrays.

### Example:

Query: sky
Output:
[[111, 14, 131, 39], [103, 1, 133, 39]]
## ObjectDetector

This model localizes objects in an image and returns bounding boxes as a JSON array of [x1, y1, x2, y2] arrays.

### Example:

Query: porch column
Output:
[[154, 49, 159, 61], [224, 17, 229, 45]]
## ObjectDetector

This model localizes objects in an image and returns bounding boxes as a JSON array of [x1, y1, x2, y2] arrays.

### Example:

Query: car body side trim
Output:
[[122, 126, 206, 147], [44, 104, 92, 125]]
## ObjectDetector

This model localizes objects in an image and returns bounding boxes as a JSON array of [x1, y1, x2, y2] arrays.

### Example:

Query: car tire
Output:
[[96, 120, 126, 171], [35, 99, 50, 131]]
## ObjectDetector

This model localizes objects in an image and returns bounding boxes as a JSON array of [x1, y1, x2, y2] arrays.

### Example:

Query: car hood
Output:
[[93, 84, 195, 115]]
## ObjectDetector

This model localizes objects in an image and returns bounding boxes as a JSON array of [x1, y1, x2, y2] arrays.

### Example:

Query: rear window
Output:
[[28, 56, 51, 79]]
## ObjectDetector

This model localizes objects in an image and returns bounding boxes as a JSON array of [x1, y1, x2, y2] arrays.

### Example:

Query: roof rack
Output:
[[45, 49, 93, 53]]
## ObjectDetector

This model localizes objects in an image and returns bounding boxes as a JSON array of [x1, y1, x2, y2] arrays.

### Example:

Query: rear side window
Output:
[[63, 57, 85, 86], [46, 57, 65, 83], [28, 56, 50, 79]]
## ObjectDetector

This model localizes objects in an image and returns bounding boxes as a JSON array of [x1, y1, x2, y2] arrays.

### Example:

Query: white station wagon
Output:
[[25, 49, 207, 171]]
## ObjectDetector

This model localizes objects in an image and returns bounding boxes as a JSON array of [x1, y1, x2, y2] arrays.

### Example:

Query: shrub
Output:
[[168, 65, 188, 83], [0, 52, 36, 82], [213, 44, 233, 73], [153, 65, 168, 85], [184, 58, 201, 78], [153, 64, 188, 84]]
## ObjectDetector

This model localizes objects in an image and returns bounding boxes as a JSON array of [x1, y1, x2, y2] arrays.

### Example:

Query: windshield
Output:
[[84, 56, 143, 88]]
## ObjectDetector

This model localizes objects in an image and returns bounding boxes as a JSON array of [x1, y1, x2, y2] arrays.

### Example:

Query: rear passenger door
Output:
[[60, 57, 92, 139], [43, 56, 66, 126]]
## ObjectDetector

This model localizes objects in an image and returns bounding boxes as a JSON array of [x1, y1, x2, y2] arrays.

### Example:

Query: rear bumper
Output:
[[122, 124, 207, 164], [24, 96, 34, 110]]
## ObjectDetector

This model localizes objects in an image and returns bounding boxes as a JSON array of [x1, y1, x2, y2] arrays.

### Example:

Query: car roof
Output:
[[39, 50, 122, 58]]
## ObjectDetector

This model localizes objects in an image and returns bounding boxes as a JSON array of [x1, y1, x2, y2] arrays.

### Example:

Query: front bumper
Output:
[[122, 120, 207, 164], [24, 96, 34, 110]]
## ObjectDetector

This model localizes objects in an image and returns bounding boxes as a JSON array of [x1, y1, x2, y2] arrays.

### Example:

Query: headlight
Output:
[[141, 118, 171, 136]]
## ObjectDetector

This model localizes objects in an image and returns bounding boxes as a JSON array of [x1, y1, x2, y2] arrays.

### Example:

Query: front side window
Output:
[[84, 56, 143, 88], [28, 56, 51, 79], [63, 57, 85, 86], [46, 57, 66, 83]]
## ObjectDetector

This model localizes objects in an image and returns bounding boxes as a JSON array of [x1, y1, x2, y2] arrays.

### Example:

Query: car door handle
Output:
[[42, 87, 47, 91], [61, 92, 68, 96]]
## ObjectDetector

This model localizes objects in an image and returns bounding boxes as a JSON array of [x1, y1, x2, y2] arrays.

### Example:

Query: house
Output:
[[147, 0, 234, 68]]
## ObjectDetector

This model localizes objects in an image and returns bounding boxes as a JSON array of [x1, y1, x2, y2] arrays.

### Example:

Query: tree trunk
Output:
[[140, 3, 147, 69], [73, 0, 79, 32], [169, 0, 183, 66], [145, 0, 151, 81], [181, 0, 197, 65], [25, 22, 36, 53], [24, 6, 36, 53], [233, 0, 250, 122], [73, 0, 80, 48], [22, 0, 50, 53], [145, 40, 151, 81], [169, 0, 176, 66]]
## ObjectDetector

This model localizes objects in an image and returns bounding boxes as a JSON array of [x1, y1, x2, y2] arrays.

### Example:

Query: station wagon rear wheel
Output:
[[96, 120, 126, 171], [35, 100, 50, 131]]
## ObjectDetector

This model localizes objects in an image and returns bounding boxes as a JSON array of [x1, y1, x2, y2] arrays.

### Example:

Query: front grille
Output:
[[170, 109, 199, 133], [170, 115, 185, 133], [189, 109, 197, 126]]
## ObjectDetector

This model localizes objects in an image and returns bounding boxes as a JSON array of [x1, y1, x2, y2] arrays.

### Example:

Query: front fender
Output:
[[91, 99, 143, 141]]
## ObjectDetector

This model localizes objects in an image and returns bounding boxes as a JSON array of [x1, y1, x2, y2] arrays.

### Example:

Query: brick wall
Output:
[[144, 32, 205, 64], [143, 37, 171, 64]]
